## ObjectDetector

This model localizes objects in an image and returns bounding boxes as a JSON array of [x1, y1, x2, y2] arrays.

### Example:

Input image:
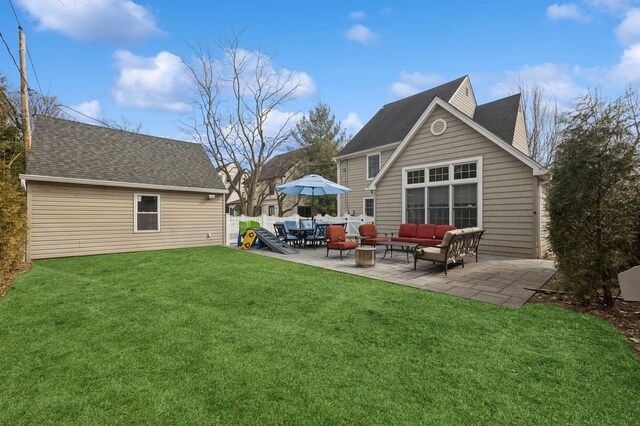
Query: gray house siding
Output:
[[374, 106, 537, 258], [448, 77, 476, 118], [512, 104, 529, 155], [338, 148, 394, 215], [28, 182, 224, 259]]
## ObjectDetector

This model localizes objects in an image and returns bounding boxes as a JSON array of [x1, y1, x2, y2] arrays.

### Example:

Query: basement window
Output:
[[135, 194, 160, 232]]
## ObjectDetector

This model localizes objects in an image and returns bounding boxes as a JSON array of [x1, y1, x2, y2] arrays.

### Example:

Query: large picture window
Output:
[[403, 158, 482, 228], [135, 194, 160, 232], [405, 188, 425, 224], [428, 186, 449, 225], [453, 184, 478, 228], [367, 153, 380, 180]]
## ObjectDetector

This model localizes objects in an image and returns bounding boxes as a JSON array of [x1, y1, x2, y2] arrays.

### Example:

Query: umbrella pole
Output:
[[311, 188, 315, 223]]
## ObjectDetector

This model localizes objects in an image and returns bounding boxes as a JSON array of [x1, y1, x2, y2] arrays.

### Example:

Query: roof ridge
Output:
[[34, 115, 197, 147], [476, 93, 521, 108], [381, 75, 467, 108]]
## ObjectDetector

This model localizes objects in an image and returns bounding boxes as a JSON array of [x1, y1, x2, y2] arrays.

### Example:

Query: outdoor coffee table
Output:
[[381, 240, 418, 263]]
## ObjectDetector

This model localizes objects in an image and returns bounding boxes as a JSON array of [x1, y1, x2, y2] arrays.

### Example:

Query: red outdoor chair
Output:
[[326, 225, 358, 260], [358, 224, 388, 246]]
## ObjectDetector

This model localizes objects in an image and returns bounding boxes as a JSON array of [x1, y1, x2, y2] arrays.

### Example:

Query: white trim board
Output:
[[367, 97, 547, 191], [334, 141, 401, 160], [20, 174, 228, 194]]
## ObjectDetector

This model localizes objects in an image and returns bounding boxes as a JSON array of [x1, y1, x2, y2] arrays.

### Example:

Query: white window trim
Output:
[[366, 152, 381, 181], [401, 156, 483, 228], [134, 193, 161, 233], [363, 197, 375, 217]]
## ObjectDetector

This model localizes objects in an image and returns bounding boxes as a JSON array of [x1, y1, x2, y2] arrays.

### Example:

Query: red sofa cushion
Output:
[[398, 224, 417, 238], [391, 237, 416, 243], [362, 236, 388, 245], [327, 241, 358, 250], [434, 225, 456, 239], [359, 224, 378, 238], [416, 224, 436, 239]]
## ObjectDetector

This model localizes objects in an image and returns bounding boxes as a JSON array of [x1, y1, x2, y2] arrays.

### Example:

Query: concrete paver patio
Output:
[[243, 245, 556, 308]]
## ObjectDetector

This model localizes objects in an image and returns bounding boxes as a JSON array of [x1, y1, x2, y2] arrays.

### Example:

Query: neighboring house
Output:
[[335, 76, 549, 258], [20, 116, 227, 260], [217, 163, 246, 215], [256, 149, 309, 216]]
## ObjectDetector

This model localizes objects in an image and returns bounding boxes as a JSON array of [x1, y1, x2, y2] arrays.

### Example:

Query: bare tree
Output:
[[7, 89, 68, 130], [518, 82, 561, 167], [181, 33, 306, 215], [104, 116, 143, 133]]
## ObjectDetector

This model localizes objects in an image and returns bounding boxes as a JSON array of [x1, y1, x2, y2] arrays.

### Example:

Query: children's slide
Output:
[[250, 227, 299, 255]]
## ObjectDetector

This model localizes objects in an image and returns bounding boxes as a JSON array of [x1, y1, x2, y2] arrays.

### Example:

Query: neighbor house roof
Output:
[[473, 94, 521, 145], [259, 149, 302, 181], [337, 76, 467, 157], [23, 116, 226, 193]]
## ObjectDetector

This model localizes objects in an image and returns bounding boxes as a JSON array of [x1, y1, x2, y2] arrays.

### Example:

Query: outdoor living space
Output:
[[243, 244, 556, 308]]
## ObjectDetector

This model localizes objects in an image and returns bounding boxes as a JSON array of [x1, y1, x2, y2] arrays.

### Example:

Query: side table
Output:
[[355, 246, 376, 267]]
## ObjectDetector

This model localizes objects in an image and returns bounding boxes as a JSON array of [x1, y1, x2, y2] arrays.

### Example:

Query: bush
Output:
[[547, 90, 640, 306], [0, 171, 27, 276]]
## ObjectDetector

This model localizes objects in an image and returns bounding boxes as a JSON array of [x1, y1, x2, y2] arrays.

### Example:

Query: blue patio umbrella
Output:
[[275, 174, 351, 218]]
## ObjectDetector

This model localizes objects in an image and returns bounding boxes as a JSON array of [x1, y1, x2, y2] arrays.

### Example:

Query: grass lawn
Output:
[[1, 247, 638, 424]]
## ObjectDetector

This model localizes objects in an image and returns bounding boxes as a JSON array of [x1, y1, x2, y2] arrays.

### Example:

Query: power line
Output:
[[0, 31, 20, 73], [7, 0, 21, 27], [26, 46, 42, 94], [57, 104, 113, 128]]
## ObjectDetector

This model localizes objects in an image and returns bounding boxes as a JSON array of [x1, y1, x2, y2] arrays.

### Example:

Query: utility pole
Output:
[[19, 26, 32, 163]]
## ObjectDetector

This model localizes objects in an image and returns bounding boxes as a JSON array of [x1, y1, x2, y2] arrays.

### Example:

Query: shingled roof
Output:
[[25, 116, 225, 192], [338, 76, 466, 156], [258, 149, 302, 181], [473, 94, 521, 145]]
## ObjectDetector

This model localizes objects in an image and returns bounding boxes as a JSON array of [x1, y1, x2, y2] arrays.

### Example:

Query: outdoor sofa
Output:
[[391, 223, 457, 245], [359, 223, 458, 247], [413, 227, 485, 275]]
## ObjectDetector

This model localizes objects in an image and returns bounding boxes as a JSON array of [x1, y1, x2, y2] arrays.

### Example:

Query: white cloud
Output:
[[546, 3, 589, 21], [615, 9, 640, 46], [217, 49, 316, 98], [379, 6, 392, 15], [68, 100, 102, 123], [346, 25, 377, 45], [16, 0, 163, 43], [112, 50, 192, 112], [349, 10, 365, 19], [389, 71, 445, 98], [262, 109, 303, 137], [343, 112, 364, 132], [492, 63, 585, 108], [586, 0, 633, 13], [611, 43, 640, 81]]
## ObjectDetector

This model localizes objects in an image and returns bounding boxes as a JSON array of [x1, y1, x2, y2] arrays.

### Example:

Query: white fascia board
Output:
[[333, 141, 402, 161], [19, 174, 229, 194], [366, 97, 547, 191]]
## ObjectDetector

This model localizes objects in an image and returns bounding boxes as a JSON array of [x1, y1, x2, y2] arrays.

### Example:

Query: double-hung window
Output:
[[135, 194, 160, 232], [363, 198, 375, 217], [367, 153, 380, 180], [403, 157, 481, 228]]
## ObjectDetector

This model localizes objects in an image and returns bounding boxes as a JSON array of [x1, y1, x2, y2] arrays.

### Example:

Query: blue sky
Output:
[[1, 0, 639, 140]]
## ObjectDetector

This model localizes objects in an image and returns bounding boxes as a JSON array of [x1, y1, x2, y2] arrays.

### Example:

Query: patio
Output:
[[242, 245, 556, 308]]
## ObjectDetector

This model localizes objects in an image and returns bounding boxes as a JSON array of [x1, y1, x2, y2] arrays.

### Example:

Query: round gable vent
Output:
[[430, 118, 447, 136]]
